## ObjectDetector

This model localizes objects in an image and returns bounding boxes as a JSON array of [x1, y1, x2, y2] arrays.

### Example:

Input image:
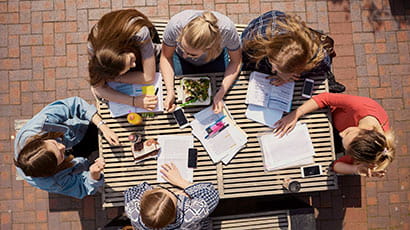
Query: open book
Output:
[[107, 72, 163, 118], [245, 71, 295, 112], [190, 105, 247, 164], [258, 122, 315, 171]]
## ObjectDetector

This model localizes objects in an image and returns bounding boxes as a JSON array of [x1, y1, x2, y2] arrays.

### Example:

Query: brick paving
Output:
[[0, 0, 409, 229]]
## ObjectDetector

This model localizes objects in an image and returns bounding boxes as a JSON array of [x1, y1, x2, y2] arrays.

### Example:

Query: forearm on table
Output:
[[294, 99, 321, 119], [217, 56, 242, 97], [92, 85, 133, 106], [160, 54, 176, 95], [333, 162, 358, 175]]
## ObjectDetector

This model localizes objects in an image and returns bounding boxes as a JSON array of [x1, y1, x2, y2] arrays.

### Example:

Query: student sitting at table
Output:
[[161, 10, 242, 113], [124, 163, 219, 229], [88, 9, 160, 110], [273, 93, 395, 177], [14, 97, 120, 199], [241, 10, 345, 93]]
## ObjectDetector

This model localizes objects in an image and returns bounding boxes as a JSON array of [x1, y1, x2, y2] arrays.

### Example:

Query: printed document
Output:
[[259, 122, 315, 171], [108, 72, 163, 117], [245, 104, 283, 128], [157, 135, 193, 183], [190, 106, 247, 164], [246, 71, 294, 112]]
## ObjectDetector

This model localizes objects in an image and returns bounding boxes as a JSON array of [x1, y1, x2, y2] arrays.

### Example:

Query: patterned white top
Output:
[[124, 182, 219, 230]]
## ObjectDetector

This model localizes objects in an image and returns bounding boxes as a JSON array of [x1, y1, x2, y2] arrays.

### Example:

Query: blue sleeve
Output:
[[53, 158, 104, 199], [40, 97, 97, 124]]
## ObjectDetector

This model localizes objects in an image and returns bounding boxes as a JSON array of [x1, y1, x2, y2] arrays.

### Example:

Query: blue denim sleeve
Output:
[[53, 158, 104, 199], [41, 97, 97, 124]]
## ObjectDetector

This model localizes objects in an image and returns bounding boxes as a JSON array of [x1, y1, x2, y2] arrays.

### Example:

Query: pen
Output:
[[155, 87, 159, 96], [206, 123, 229, 139], [205, 115, 226, 131]]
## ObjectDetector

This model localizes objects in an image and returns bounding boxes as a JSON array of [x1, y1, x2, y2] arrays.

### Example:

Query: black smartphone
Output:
[[188, 148, 197, 168], [301, 165, 322, 177], [172, 107, 189, 129], [302, 78, 314, 98]]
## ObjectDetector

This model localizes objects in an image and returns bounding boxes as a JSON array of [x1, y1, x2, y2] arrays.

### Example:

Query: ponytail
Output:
[[346, 129, 395, 171], [179, 11, 222, 62]]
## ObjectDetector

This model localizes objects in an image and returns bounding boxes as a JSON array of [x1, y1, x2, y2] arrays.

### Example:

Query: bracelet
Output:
[[97, 120, 105, 129]]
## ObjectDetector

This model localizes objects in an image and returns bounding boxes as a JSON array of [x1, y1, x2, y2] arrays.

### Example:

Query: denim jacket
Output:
[[14, 97, 104, 199]]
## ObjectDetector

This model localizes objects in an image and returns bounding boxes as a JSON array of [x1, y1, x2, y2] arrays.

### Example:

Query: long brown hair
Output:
[[243, 14, 325, 74], [178, 11, 222, 62], [14, 132, 74, 177], [140, 188, 177, 228], [346, 129, 395, 171], [88, 9, 156, 86]]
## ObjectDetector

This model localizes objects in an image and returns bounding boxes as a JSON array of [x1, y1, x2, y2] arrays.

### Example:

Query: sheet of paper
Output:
[[108, 72, 163, 117], [259, 122, 315, 171], [157, 135, 194, 183], [191, 105, 247, 164], [267, 81, 295, 112], [246, 104, 283, 128]]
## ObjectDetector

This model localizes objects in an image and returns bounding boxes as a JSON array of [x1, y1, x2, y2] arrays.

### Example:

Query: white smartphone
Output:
[[301, 78, 314, 98], [172, 107, 190, 129], [300, 165, 322, 178]]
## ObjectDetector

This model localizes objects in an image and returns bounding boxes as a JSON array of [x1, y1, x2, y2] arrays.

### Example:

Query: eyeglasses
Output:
[[176, 42, 203, 59], [157, 184, 182, 202]]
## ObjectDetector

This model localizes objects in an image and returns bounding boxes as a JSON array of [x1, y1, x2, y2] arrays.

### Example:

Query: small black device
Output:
[[188, 148, 198, 168], [301, 78, 314, 98], [300, 165, 322, 177], [172, 107, 189, 129]]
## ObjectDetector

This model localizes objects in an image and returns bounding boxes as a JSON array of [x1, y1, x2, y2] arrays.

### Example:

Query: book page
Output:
[[246, 104, 283, 128], [267, 81, 295, 112], [108, 72, 164, 117], [157, 135, 194, 183], [259, 122, 315, 171], [245, 72, 271, 107]]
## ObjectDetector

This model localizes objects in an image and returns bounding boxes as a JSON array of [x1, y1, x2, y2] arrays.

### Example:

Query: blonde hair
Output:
[[243, 14, 325, 74], [140, 188, 177, 228], [178, 11, 222, 62], [347, 129, 396, 171]]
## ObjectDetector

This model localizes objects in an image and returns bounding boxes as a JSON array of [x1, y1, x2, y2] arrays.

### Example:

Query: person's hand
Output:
[[100, 125, 120, 146], [273, 110, 299, 137], [135, 95, 158, 111], [266, 75, 300, 86], [354, 164, 387, 178], [212, 95, 224, 114], [370, 169, 386, 178], [90, 157, 105, 180], [160, 163, 191, 189], [163, 93, 176, 112]]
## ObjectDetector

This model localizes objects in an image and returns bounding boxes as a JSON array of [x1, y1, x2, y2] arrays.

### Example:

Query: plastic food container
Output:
[[179, 77, 212, 106]]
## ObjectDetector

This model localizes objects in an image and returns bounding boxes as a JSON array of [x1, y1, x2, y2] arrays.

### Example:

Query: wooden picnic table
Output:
[[96, 20, 337, 208], [97, 70, 337, 208]]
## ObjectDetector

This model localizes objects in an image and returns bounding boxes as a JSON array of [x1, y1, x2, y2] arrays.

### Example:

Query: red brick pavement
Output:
[[0, 0, 409, 229]]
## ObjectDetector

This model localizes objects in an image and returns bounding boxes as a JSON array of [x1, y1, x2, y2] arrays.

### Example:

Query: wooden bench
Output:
[[97, 20, 337, 208]]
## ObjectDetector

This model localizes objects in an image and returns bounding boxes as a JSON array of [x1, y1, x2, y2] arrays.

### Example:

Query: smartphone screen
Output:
[[302, 79, 314, 98], [173, 108, 188, 128], [302, 165, 321, 177], [188, 148, 197, 168]]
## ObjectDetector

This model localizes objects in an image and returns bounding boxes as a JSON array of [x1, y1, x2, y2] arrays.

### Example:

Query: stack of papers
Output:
[[190, 106, 247, 164], [258, 123, 315, 171], [107, 72, 164, 118], [245, 71, 295, 128], [156, 135, 193, 183]]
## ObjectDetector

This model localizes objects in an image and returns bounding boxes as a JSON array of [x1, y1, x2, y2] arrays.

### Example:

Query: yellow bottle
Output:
[[127, 112, 143, 125]]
